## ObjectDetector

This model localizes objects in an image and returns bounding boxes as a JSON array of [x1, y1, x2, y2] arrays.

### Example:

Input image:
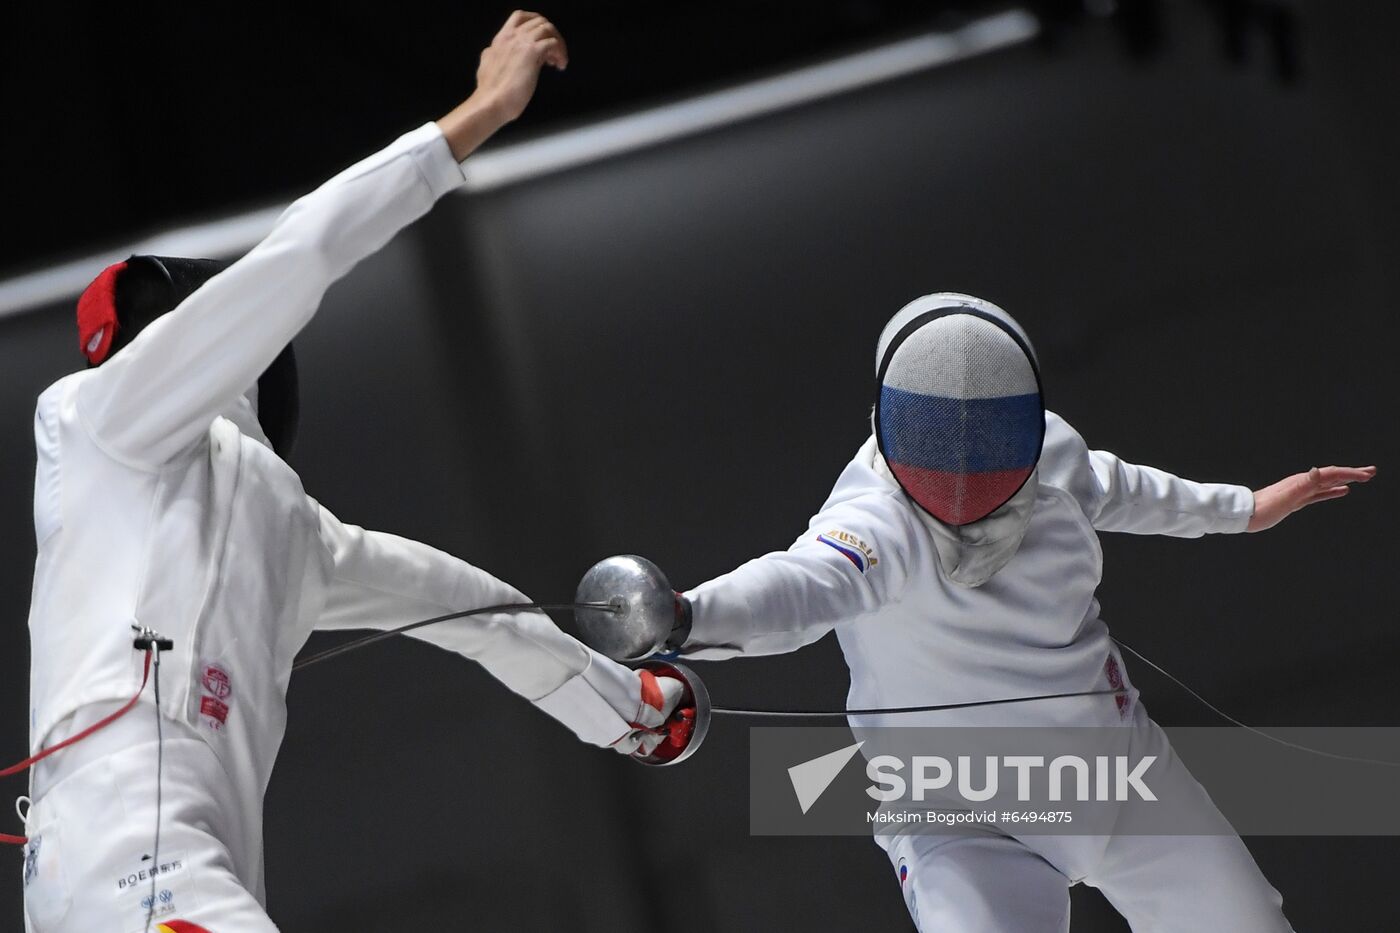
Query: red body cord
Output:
[[0, 651, 152, 846]]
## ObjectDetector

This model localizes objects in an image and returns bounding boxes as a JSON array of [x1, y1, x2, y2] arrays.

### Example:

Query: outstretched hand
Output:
[[474, 10, 569, 123], [1246, 465, 1376, 532], [437, 11, 569, 161]]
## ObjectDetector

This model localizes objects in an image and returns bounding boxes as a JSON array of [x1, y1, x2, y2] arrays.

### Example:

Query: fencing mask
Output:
[[76, 255, 300, 458], [875, 292, 1044, 529]]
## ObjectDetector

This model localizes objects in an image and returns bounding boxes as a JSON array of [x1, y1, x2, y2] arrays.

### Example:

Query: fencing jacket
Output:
[[25, 123, 641, 896], [682, 413, 1255, 730]]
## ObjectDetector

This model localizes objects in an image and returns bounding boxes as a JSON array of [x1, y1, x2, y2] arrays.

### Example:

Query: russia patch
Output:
[[817, 529, 878, 573]]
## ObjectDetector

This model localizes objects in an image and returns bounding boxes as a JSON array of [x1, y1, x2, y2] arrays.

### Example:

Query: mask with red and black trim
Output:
[[75, 255, 300, 458]]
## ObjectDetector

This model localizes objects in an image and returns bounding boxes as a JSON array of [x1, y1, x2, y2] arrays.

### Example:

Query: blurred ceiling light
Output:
[[0, 9, 1038, 320], [460, 10, 1039, 192]]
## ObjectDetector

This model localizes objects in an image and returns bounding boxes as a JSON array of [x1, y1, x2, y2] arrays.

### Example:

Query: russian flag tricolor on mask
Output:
[[876, 302, 1044, 527]]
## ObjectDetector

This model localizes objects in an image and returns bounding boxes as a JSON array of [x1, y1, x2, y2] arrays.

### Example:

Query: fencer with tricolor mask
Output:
[[621, 293, 1296, 932]]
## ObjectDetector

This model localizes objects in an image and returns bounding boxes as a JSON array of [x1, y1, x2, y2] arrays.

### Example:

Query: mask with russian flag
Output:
[[874, 294, 1043, 527]]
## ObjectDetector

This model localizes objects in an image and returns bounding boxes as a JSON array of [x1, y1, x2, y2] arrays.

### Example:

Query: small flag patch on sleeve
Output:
[[816, 530, 878, 573]]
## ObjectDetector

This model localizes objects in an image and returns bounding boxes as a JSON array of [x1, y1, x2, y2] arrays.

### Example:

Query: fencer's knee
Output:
[[1090, 834, 1293, 933], [883, 833, 1071, 933]]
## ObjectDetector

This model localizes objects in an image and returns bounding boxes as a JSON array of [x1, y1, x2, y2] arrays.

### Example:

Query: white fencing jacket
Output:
[[682, 413, 1255, 729], [25, 124, 642, 889]]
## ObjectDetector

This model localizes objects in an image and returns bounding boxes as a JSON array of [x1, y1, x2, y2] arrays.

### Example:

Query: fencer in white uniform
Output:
[[17, 14, 688, 932], [658, 294, 1374, 931]]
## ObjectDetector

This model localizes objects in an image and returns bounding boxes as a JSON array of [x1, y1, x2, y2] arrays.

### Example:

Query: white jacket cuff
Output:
[[678, 581, 753, 660], [1212, 484, 1256, 533], [531, 656, 638, 748], [405, 122, 467, 199]]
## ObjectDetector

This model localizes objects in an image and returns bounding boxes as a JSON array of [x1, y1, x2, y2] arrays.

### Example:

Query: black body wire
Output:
[[289, 602, 1400, 767], [712, 688, 1126, 718], [291, 602, 617, 672], [145, 646, 165, 933]]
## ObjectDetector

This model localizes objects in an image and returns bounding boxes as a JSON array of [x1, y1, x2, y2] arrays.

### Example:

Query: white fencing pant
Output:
[[886, 831, 1072, 932], [880, 706, 1293, 932], [884, 828, 1291, 933], [22, 736, 277, 933]]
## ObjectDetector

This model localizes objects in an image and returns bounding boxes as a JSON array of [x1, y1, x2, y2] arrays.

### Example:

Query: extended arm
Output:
[[78, 12, 567, 467], [1085, 448, 1257, 536], [680, 493, 914, 661], [315, 505, 662, 749], [1086, 448, 1375, 536]]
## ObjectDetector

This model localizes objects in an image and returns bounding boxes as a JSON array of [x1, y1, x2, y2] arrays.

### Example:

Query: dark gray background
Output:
[[3, 2, 1396, 929]]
